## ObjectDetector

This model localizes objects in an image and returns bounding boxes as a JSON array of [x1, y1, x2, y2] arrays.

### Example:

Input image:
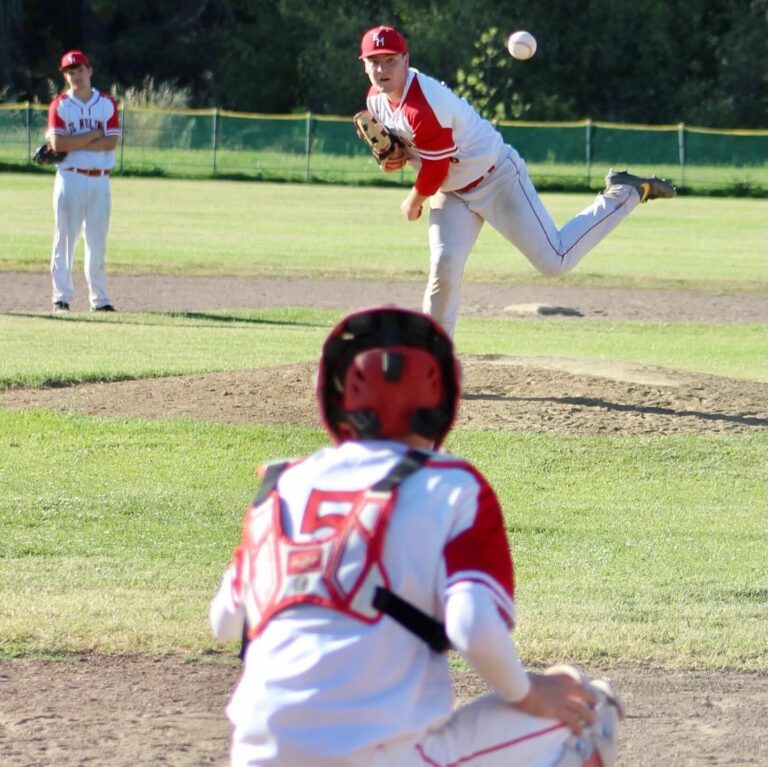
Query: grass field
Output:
[[2, 139, 766, 192], [2, 173, 765, 290], [0, 175, 765, 671], [0, 311, 765, 388]]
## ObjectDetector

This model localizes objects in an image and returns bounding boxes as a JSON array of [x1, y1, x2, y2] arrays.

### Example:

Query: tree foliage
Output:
[[0, 0, 765, 127]]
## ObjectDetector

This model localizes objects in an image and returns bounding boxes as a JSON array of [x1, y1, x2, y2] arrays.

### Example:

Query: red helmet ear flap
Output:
[[410, 404, 452, 441]]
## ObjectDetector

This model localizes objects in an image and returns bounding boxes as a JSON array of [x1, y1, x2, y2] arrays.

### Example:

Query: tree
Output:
[[2, 0, 765, 126], [0, 0, 24, 99]]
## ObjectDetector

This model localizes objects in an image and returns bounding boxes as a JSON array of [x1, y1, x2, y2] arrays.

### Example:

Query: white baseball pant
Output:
[[51, 169, 112, 309], [423, 146, 639, 336], [233, 693, 578, 767]]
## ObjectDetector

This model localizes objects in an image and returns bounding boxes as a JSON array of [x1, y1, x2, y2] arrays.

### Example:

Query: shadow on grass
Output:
[[162, 311, 329, 327], [463, 392, 768, 429], [1, 310, 332, 329]]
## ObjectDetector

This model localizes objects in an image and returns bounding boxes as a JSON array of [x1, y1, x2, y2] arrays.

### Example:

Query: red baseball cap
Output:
[[359, 26, 408, 59], [59, 50, 91, 71]]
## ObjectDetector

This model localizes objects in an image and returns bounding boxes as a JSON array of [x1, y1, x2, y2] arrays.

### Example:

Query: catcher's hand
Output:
[[32, 143, 67, 165], [353, 110, 406, 171]]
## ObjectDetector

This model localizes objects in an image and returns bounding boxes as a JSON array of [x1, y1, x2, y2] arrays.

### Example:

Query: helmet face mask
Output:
[[318, 308, 461, 447]]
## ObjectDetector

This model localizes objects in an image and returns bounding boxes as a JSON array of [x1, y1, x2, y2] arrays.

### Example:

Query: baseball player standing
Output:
[[210, 305, 623, 767], [46, 50, 120, 313], [358, 26, 676, 337]]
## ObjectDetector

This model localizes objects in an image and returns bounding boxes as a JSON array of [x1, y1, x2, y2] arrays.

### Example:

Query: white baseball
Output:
[[507, 30, 537, 60]]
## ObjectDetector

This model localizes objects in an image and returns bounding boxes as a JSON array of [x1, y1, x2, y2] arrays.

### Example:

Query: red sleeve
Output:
[[443, 467, 515, 600], [414, 157, 451, 196], [402, 76, 456, 196], [104, 94, 120, 131], [47, 95, 65, 133]]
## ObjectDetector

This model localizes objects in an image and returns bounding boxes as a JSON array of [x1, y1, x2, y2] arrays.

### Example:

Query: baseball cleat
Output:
[[605, 169, 676, 203], [92, 304, 115, 312], [52, 301, 70, 312]]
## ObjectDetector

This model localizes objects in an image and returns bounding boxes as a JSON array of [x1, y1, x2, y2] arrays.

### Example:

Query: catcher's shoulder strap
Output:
[[239, 448, 450, 656], [368, 449, 450, 652], [373, 585, 449, 653], [251, 459, 291, 505]]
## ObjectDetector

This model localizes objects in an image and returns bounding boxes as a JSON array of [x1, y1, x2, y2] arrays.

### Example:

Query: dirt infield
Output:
[[3, 270, 766, 323], [2, 656, 766, 767], [1, 271, 766, 766]]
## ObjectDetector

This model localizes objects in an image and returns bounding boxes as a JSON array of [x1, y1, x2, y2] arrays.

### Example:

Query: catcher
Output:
[[209, 305, 623, 767]]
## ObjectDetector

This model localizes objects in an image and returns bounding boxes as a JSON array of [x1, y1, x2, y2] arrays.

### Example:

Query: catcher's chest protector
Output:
[[241, 451, 430, 640]]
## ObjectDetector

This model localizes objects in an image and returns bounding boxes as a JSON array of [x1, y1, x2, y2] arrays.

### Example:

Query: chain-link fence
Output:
[[1, 103, 766, 193]]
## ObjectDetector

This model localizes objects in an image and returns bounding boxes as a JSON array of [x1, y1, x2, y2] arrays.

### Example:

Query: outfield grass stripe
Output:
[[1, 311, 765, 389], [1, 411, 765, 669], [2, 174, 766, 292]]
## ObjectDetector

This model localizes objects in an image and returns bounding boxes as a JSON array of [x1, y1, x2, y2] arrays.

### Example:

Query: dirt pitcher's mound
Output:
[[1, 356, 765, 437]]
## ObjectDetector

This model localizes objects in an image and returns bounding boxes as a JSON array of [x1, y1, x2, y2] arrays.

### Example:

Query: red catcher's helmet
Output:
[[317, 307, 461, 447]]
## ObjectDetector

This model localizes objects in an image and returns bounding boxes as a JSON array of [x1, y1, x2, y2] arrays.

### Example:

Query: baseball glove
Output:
[[32, 143, 67, 165], [353, 110, 406, 170]]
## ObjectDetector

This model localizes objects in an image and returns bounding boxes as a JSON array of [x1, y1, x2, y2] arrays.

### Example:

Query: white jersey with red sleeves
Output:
[[366, 68, 505, 192], [220, 439, 515, 766], [46, 89, 120, 170]]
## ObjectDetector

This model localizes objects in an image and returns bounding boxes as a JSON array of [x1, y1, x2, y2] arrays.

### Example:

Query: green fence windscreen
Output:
[[1, 104, 765, 191]]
